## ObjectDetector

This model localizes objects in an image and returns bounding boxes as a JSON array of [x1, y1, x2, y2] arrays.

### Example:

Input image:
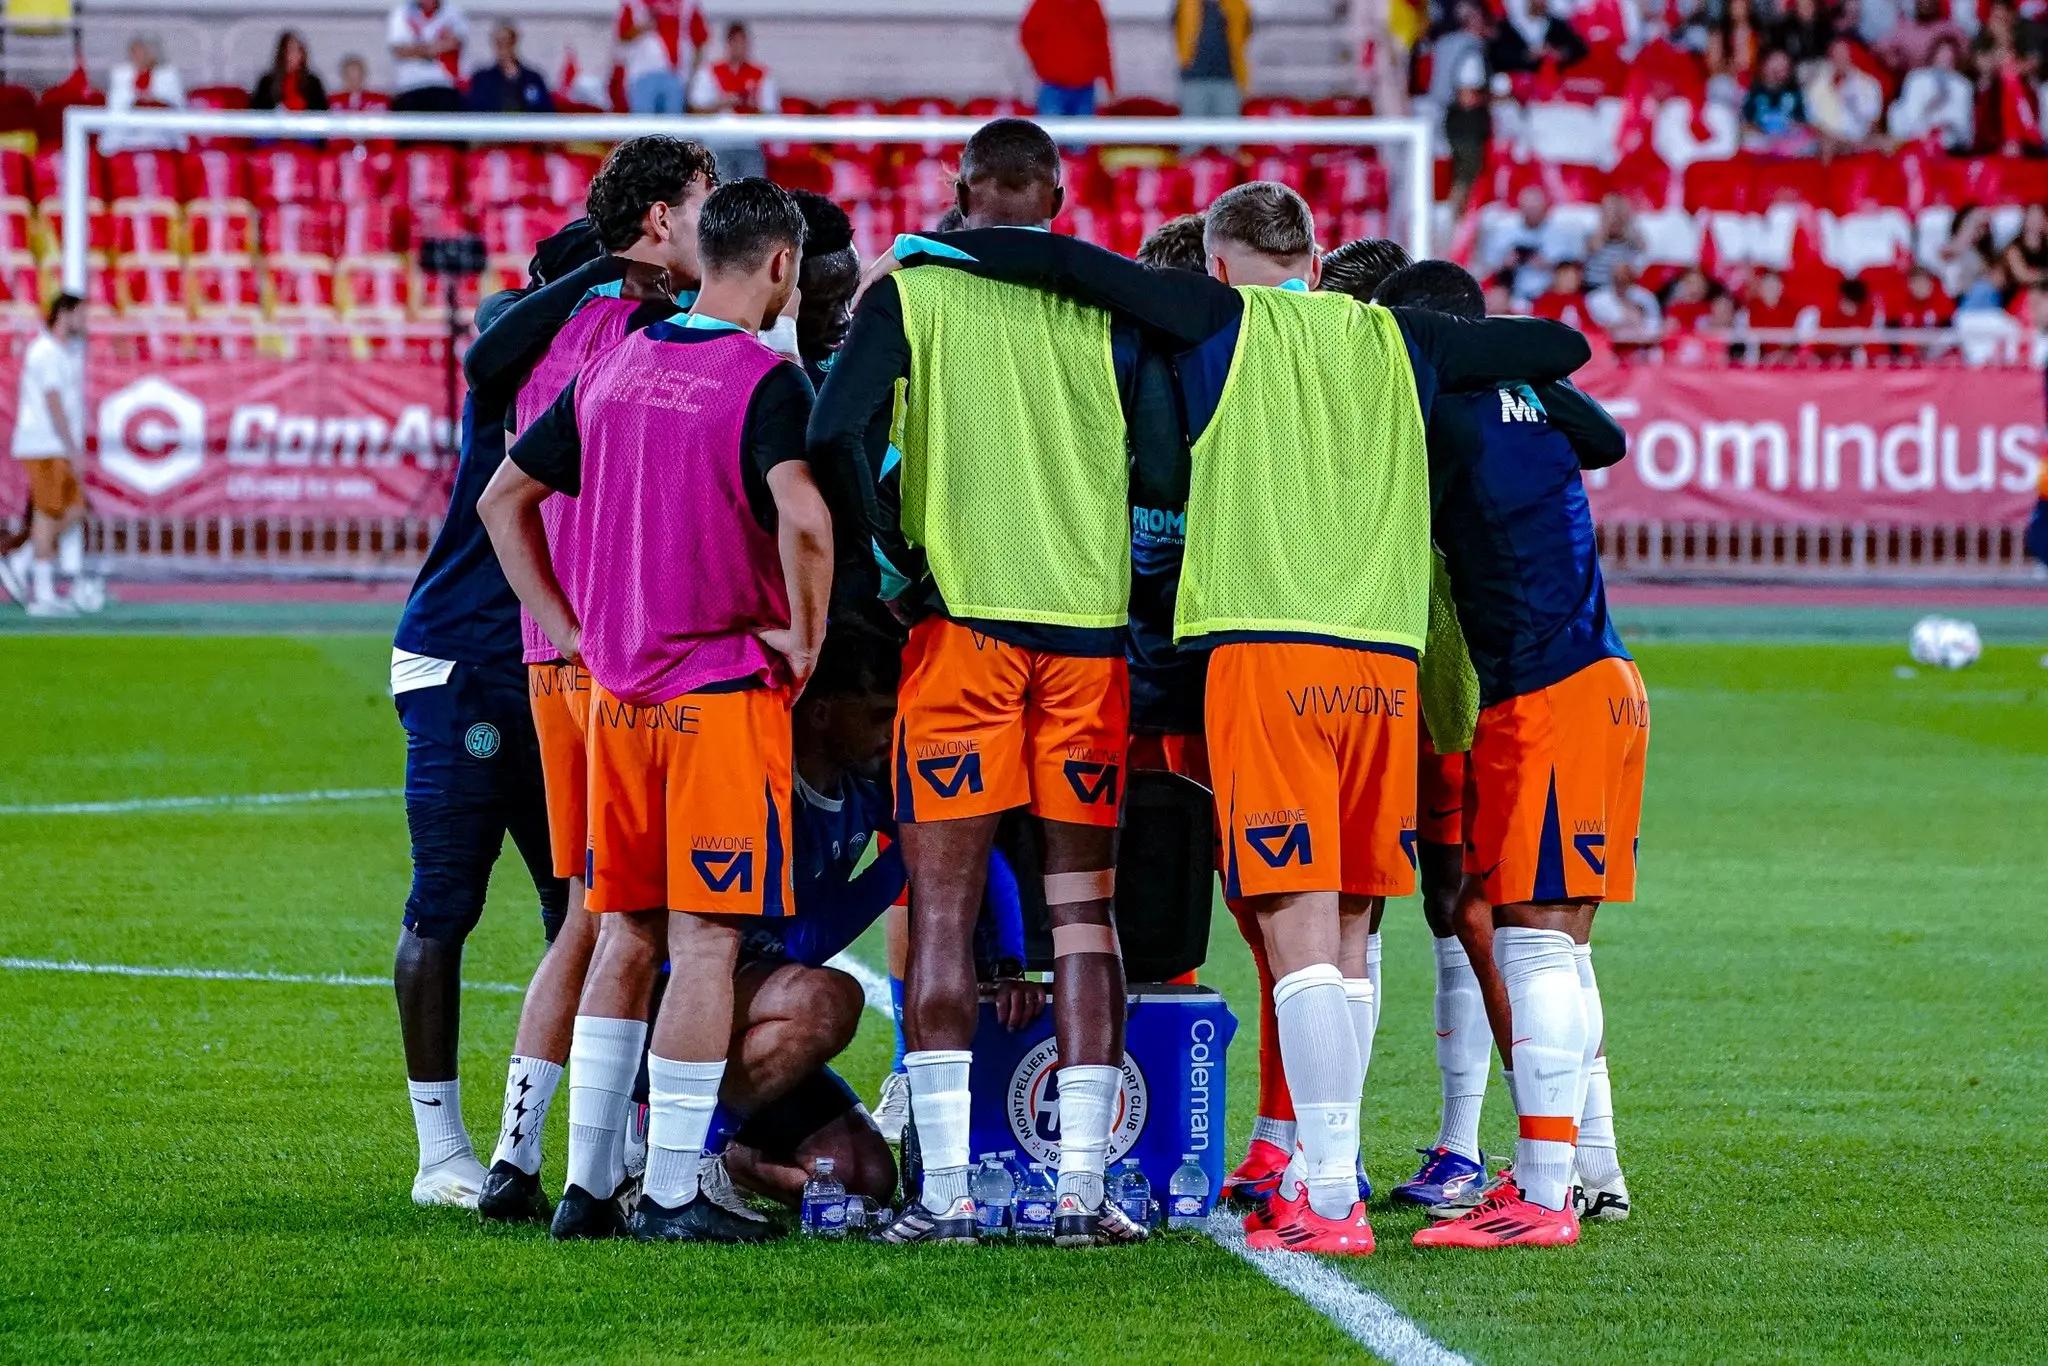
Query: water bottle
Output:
[[1000, 1149, 1028, 1194], [972, 1154, 1015, 1240], [800, 1157, 847, 1238], [1114, 1159, 1152, 1228], [1168, 1153, 1210, 1230], [1016, 1161, 1057, 1240]]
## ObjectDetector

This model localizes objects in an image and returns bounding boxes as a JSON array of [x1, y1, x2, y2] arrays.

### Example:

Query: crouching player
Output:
[[483, 179, 832, 1243], [1373, 262, 1642, 1249]]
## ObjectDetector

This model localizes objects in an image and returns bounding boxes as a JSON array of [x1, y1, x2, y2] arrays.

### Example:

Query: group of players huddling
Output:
[[386, 115, 1646, 1255]]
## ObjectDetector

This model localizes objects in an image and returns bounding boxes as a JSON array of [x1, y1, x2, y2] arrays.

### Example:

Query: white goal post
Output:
[[59, 107, 1437, 295]]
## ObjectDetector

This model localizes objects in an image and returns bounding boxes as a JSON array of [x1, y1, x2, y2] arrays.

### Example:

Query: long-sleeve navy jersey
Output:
[[738, 771, 1027, 973], [1428, 382, 1631, 706]]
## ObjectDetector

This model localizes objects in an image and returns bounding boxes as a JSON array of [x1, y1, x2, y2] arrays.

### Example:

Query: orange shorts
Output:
[[529, 661, 591, 881], [22, 458, 82, 519], [1417, 736, 1468, 848], [584, 680, 795, 917], [1209, 642, 1418, 901], [1466, 656, 1649, 907], [893, 617, 1129, 827]]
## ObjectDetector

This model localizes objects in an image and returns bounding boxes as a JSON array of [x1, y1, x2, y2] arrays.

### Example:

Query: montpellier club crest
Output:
[[1005, 1040, 1148, 1166]]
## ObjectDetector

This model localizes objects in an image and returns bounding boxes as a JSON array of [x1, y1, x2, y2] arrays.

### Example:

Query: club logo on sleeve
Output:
[[1244, 810, 1312, 868], [915, 741, 984, 799], [463, 723, 501, 758], [1006, 1040, 1148, 1166], [1062, 755, 1121, 806], [690, 836, 756, 892]]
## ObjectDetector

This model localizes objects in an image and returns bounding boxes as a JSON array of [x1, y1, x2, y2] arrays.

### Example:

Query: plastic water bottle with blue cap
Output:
[[1168, 1153, 1210, 1230], [801, 1157, 847, 1237]]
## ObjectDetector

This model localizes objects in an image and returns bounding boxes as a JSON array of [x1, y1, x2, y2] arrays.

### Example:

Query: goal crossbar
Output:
[[59, 107, 1434, 293]]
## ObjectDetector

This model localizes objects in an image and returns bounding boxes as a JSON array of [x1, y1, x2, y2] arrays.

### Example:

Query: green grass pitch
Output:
[[2, 630, 2044, 1362]]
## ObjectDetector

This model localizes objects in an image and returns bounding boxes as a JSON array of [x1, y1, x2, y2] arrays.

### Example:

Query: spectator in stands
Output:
[[467, 21, 553, 113], [1703, 29, 1751, 110], [1955, 260, 2014, 312], [1875, 0, 1964, 72], [619, 0, 709, 114], [1586, 258, 1664, 338], [331, 54, 388, 111], [1445, 65, 1494, 214], [1940, 204, 2001, 294], [690, 21, 780, 179], [1803, 36, 1886, 147], [1812, 275, 1877, 360], [1891, 263, 1954, 328], [1742, 267, 1807, 358], [1022, 0, 1115, 117], [1481, 271, 1517, 315], [387, 0, 467, 113], [1479, 185, 1577, 301], [1719, 0, 1765, 82], [1886, 35, 1974, 149], [1173, 0, 1251, 121], [1582, 193, 1646, 290], [2000, 204, 2048, 290], [1772, 0, 1836, 69], [1429, 2, 1496, 113], [102, 34, 188, 154], [1742, 48, 1819, 152], [1489, 0, 1591, 79], [1660, 266, 1722, 332], [1973, 4, 2046, 154], [1530, 258, 1591, 328], [251, 31, 329, 112]]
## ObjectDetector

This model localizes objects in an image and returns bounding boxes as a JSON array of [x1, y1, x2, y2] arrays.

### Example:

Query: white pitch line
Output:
[[0, 787, 403, 816], [1, 945, 1462, 1362], [1207, 1210, 1473, 1366], [0, 956, 524, 994]]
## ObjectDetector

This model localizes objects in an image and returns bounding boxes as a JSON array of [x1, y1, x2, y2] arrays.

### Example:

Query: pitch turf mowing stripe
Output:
[[0, 787, 403, 816], [1209, 1211, 1472, 1366], [0, 956, 525, 994]]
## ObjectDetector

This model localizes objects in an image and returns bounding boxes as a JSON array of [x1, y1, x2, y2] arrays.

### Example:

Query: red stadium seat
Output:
[[265, 256, 338, 319], [106, 150, 185, 202], [246, 146, 322, 206], [1242, 96, 1309, 119], [897, 156, 955, 216], [765, 151, 833, 196], [1308, 96, 1373, 117], [1100, 96, 1179, 117], [40, 254, 117, 310], [538, 150, 601, 210], [35, 146, 102, 203], [482, 254, 526, 297], [109, 199, 182, 255], [337, 255, 409, 318], [322, 147, 395, 205], [480, 201, 569, 259], [398, 146, 462, 206], [118, 254, 188, 317], [188, 259, 264, 318], [1318, 154, 1390, 213], [0, 147, 28, 198], [186, 198, 258, 257], [181, 147, 245, 202], [1183, 151, 1241, 207], [0, 252, 39, 314], [963, 97, 1030, 118], [32, 198, 111, 255], [338, 201, 403, 257], [185, 85, 250, 111], [0, 84, 36, 136], [262, 203, 339, 258], [467, 148, 540, 206], [1112, 164, 1194, 214], [0, 198, 32, 257]]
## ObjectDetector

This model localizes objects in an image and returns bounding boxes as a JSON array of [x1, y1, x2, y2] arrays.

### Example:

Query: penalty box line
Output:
[[0, 950, 1463, 1365]]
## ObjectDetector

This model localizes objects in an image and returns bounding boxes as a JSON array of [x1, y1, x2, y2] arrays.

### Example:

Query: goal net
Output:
[[14, 108, 1431, 583]]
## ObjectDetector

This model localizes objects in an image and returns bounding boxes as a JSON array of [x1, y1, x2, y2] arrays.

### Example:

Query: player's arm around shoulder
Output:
[[481, 387, 583, 663], [1535, 379, 1628, 470], [1391, 306, 1594, 393]]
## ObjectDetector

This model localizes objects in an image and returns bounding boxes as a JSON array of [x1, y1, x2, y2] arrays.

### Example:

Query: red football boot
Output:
[[1245, 1199, 1375, 1256], [1411, 1180, 1580, 1249], [1242, 1182, 1303, 1236], [1221, 1138, 1290, 1206]]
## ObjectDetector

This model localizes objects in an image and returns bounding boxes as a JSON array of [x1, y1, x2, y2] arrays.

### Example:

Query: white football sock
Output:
[[642, 1054, 724, 1208], [1495, 927, 1587, 1212], [1343, 977, 1377, 1089], [30, 559, 55, 604], [1274, 964, 1362, 1220], [1364, 932, 1384, 1029], [1250, 1115, 1296, 1152], [564, 1015, 647, 1196], [408, 1078, 474, 1170], [489, 1055, 563, 1175], [906, 1049, 973, 1212], [1432, 935, 1490, 1162], [1053, 1063, 1119, 1209], [1577, 1056, 1622, 1187], [1573, 943, 1605, 1119], [57, 524, 83, 577]]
